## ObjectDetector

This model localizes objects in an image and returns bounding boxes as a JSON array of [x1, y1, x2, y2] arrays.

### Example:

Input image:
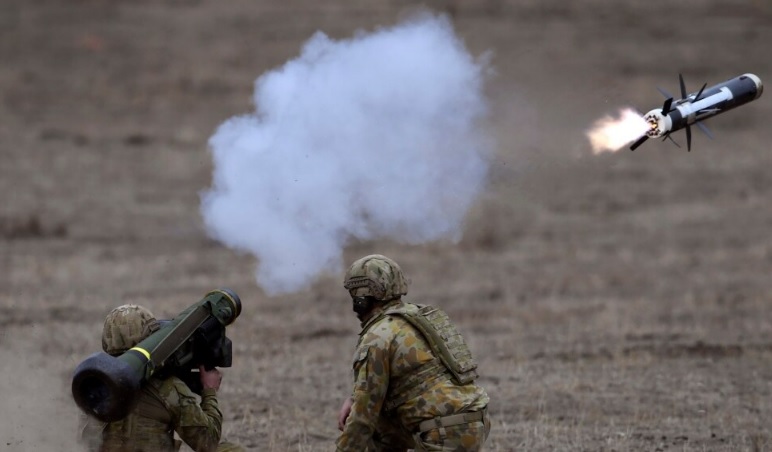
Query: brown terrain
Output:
[[2, 0, 772, 451]]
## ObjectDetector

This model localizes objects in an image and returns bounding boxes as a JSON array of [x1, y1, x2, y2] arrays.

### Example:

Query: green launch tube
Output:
[[71, 288, 241, 422]]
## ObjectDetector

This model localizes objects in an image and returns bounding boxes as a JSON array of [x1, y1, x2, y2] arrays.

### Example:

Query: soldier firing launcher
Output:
[[71, 288, 242, 423]]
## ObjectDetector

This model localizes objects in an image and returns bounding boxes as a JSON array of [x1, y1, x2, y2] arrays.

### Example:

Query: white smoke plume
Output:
[[201, 14, 492, 295]]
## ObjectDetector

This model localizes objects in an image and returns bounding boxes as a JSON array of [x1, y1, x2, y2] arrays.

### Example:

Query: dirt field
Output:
[[2, 1, 772, 451]]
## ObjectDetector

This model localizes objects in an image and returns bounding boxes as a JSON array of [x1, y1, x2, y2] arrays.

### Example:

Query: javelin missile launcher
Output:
[[71, 288, 242, 422]]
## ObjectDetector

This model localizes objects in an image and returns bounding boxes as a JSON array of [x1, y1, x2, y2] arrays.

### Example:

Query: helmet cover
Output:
[[101, 304, 160, 355], [343, 254, 408, 301]]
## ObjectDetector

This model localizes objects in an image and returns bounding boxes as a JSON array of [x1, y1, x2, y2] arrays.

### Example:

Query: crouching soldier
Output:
[[336, 254, 491, 452]]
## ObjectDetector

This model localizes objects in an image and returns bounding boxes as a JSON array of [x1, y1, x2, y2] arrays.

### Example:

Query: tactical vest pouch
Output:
[[383, 358, 450, 411], [386, 304, 479, 385]]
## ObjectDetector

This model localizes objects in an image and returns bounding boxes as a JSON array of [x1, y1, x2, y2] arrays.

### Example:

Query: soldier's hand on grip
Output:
[[199, 365, 222, 391]]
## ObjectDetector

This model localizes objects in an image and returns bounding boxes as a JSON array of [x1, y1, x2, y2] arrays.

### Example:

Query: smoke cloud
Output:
[[201, 13, 492, 295]]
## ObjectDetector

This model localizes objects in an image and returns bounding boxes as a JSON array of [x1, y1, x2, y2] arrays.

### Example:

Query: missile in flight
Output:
[[630, 73, 763, 151]]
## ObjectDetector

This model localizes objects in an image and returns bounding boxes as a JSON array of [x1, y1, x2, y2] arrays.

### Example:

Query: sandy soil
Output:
[[2, 0, 772, 450]]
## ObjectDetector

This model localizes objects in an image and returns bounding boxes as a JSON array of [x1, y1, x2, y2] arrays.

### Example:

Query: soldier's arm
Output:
[[167, 376, 223, 452], [335, 340, 391, 452]]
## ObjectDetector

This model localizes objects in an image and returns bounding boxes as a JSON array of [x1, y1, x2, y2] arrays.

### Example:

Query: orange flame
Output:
[[587, 108, 649, 154]]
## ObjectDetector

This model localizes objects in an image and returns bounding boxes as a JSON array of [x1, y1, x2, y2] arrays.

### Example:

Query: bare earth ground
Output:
[[2, 1, 772, 451]]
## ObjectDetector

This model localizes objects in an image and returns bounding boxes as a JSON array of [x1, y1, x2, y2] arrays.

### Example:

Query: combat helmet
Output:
[[101, 304, 161, 356], [343, 254, 408, 301]]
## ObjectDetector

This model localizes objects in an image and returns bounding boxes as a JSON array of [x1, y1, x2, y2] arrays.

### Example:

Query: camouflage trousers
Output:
[[172, 440, 244, 451], [216, 441, 245, 452], [169, 439, 245, 452], [369, 409, 491, 452]]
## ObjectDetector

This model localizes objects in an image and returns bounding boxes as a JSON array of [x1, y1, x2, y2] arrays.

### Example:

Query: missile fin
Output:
[[661, 97, 673, 114], [630, 135, 649, 151], [685, 125, 692, 151], [665, 134, 681, 148], [696, 121, 714, 139], [679, 73, 687, 99], [693, 82, 707, 102]]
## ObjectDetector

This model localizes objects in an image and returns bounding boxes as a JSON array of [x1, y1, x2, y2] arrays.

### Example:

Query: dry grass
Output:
[[2, 1, 772, 451]]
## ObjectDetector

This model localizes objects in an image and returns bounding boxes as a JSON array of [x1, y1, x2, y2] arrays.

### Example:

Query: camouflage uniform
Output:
[[336, 255, 491, 452], [79, 305, 243, 452]]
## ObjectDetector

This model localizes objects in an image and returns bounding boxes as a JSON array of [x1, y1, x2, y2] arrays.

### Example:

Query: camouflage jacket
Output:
[[79, 375, 222, 452], [335, 300, 489, 452]]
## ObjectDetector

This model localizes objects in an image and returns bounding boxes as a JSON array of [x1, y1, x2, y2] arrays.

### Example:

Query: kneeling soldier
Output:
[[336, 254, 491, 452]]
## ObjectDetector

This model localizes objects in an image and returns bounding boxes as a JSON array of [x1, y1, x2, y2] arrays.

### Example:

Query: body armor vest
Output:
[[385, 303, 479, 386]]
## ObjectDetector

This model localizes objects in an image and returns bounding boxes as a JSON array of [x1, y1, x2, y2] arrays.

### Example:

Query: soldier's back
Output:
[[100, 378, 179, 452]]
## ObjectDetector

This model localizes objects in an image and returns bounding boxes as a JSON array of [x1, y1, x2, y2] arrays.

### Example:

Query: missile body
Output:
[[631, 73, 763, 150]]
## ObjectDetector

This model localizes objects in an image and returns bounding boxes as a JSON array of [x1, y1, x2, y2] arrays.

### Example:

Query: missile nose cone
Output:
[[741, 73, 763, 99]]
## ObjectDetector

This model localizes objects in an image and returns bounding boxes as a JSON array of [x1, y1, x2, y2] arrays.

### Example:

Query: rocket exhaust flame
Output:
[[586, 108, 649, 154]]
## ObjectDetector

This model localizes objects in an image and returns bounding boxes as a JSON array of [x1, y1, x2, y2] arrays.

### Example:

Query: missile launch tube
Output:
[[136, 288, 240, 375], [72, 288, 241, 422]]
